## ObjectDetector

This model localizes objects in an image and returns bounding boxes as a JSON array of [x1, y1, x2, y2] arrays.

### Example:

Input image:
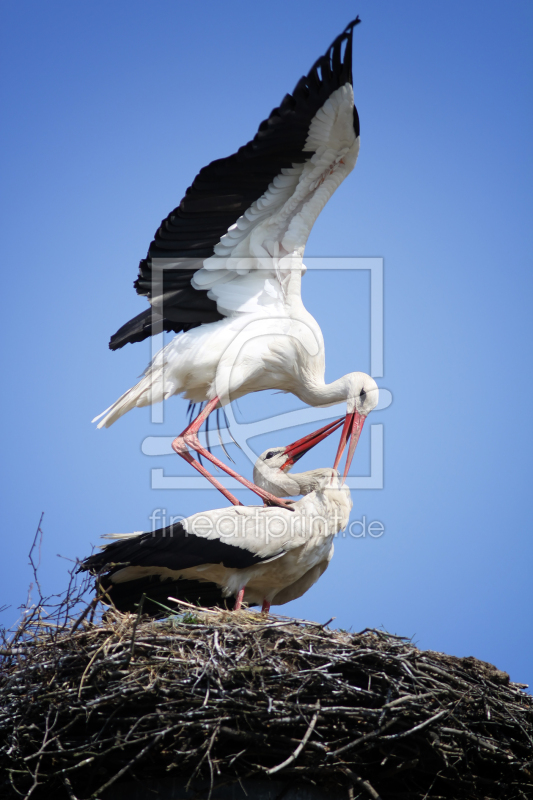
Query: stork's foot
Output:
[[171, 434, 243, 506], [171, 397, 293, 510], [256, 494, 294, 510], [261, 600, 271, 615]]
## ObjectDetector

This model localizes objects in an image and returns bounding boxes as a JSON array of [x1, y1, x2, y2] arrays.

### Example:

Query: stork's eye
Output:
[[359, 389, 367, 400], [265, 451, 275, 460]]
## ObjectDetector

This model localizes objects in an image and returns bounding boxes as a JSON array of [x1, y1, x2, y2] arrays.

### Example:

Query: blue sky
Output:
[[1, 1, 532, 686]]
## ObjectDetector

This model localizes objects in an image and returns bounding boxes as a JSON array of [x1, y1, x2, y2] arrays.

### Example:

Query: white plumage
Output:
[[95, 84, 360, 422], [107, 475, 350, 611], [94, 20, 376, 506], [81, 423, 351, 613]]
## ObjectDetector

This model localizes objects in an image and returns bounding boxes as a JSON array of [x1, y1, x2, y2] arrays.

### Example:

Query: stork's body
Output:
[[85, 479, 350, 614], [81, 425, 349, 614], [94, 19, 378, 504]]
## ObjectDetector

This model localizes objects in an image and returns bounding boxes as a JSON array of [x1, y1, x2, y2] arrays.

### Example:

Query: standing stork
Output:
[[94, 18, 378, 506], [81, 419, 350, 614]]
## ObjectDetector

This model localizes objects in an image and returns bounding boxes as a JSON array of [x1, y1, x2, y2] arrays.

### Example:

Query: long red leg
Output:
[[261, 599, 271, 615], [233, 587, 245, 611], [172, 397, 294, 509], [179, 450, 244, 506]]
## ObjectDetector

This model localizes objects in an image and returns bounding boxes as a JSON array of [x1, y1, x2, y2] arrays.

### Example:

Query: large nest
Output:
[[1, 585, 532, 800]]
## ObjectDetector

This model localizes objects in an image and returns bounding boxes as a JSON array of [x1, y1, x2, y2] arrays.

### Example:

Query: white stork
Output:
[[81, 420, 349, 614], [93, 18, 379, 507]]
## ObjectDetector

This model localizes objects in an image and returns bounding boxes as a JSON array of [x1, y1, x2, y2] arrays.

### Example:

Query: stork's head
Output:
[[253, 417, 345, 498], [333, 373, 379, 480], [345, 372, 379, 416]]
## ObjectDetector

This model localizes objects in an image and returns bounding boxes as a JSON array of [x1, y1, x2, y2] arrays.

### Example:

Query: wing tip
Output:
[[107, 18, 363, 350]]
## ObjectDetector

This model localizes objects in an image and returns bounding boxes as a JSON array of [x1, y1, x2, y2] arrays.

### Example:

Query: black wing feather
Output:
[[110, 18, 360, 350], [80, 520, 277, 576]]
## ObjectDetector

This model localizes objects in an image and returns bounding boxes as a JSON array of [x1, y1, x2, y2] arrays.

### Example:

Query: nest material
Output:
[[1, 599, 532, 800]]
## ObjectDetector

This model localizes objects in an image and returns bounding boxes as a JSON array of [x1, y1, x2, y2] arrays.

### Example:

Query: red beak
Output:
[[280, 417, 345, 472], [332, 411, 366, 481]]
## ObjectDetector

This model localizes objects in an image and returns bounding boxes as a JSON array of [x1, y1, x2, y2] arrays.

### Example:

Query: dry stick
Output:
[[167, 597, 220, 615], [187, 724, 220, 796], [61, 775, 79, 800], [7, 605, 39, 651], [440, 726, 509, 756], [77, 635, 114, 700], [383, 689, 448, 709], [218, 726, 327, 754], [2, 601, 532, 800], [0, 647, 25, 656], [124, 594, 145, 667], [28, 513, 45, 602], [329, 717, 397, 757], [420, 773, 441, 800], [265, 702, 320, 775], [89, 731, 165, 799], [380, 708, 450, 741], [354, 627, 409, 641], [497, 704, 533, 748], [23, 716, 82, 763], [70, 593, 106, 635], [23, 707, 56, 800], [56, 728, 174, 776], [343, 768, 383, 800]]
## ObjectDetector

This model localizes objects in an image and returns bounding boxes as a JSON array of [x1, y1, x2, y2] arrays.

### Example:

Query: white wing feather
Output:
[[191, 84, 360, 316], [93, 86, 360, 428]]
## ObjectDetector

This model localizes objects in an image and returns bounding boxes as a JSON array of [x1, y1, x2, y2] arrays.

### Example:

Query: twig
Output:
[[89, 731, 165, 798], [27, 513, 45, 603], [265, 702, 320, 775], [381, 708, 450, 741], [70, 593, 105, 635], [329, 718, 397, 757], [61, 775, 78, 800], [167, 597, 220, 615], [343, 768, 383, 800], [77, 635, 114, 699], [124, 593, 145, 666], [1, 569, 532, 800]]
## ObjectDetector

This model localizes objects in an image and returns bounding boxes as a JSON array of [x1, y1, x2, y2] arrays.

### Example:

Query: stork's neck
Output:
[[282, 263, 350, 409], [295, 375, 349, 409], [293, 468, 340, 496]]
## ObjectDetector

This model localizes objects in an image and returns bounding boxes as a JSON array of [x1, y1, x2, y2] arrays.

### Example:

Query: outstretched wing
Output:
[[111, 18, 361, 350]]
